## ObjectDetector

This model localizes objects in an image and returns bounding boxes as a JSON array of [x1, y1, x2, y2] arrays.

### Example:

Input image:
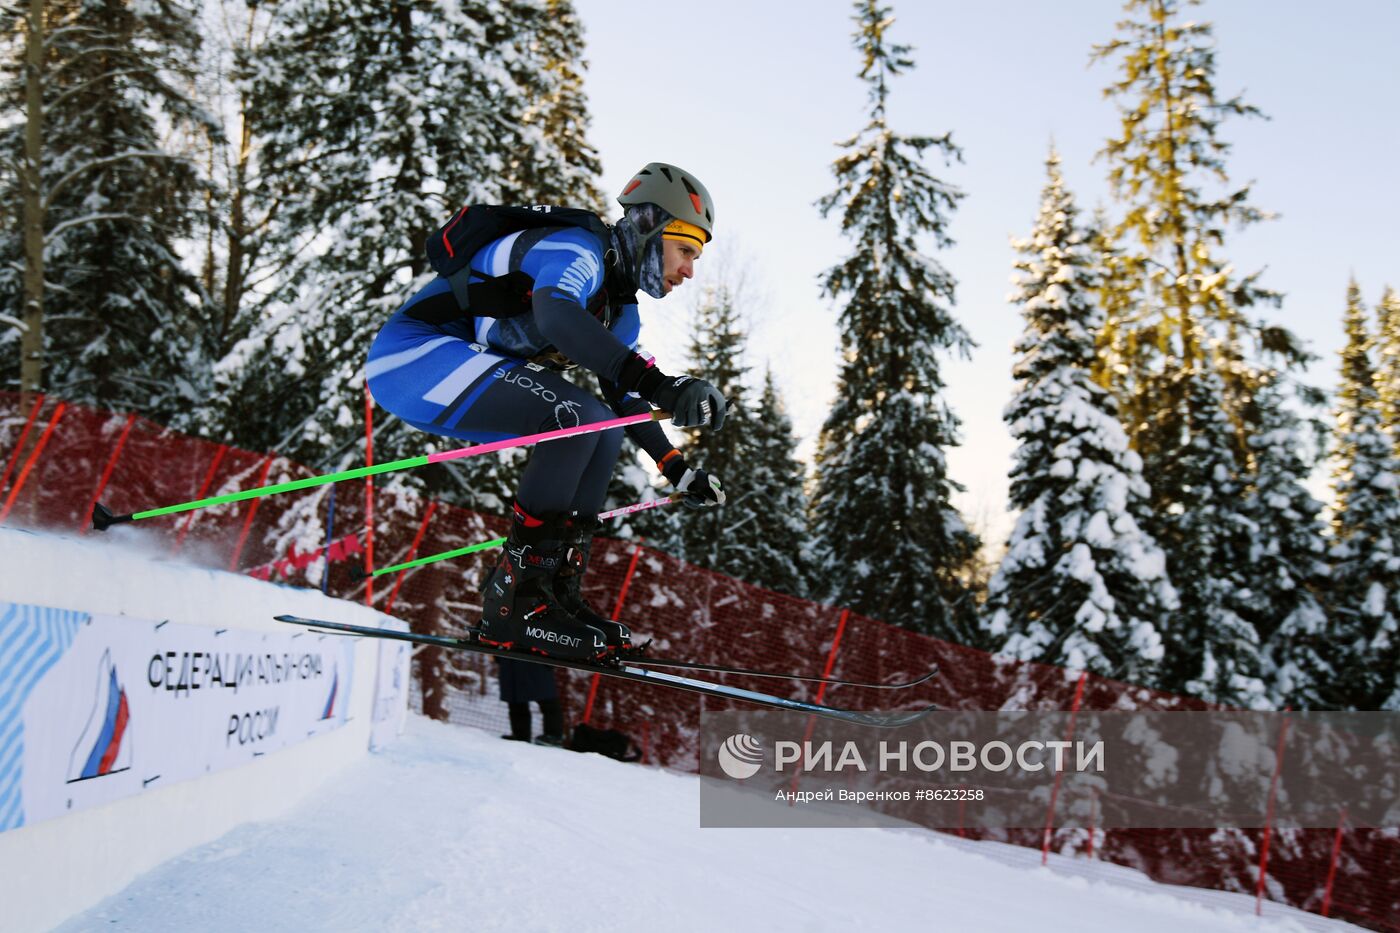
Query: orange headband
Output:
[[662, 219, 708, 252]]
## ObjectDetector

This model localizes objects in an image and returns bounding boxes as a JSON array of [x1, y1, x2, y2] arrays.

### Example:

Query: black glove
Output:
[[617, 353, 728, 430], [661, 455, 726, 509]]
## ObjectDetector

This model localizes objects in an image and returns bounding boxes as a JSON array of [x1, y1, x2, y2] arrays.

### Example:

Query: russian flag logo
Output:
[[319, 667, 338, 721], [67, 649, 132, 782]]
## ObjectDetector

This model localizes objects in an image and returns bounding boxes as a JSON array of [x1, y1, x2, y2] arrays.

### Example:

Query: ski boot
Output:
[[477, 505, 607, 661], [554, 513, 633, 653]]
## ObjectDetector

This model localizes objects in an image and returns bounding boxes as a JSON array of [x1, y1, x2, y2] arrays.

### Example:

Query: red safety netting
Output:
[[1, 391, 1395, 931]]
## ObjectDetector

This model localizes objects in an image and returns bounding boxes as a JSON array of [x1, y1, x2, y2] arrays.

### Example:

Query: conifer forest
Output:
[[3, 0, 1397, 711]]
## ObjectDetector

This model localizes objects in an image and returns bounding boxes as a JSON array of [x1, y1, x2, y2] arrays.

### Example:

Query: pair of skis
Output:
[[274, 614, 939, 728]]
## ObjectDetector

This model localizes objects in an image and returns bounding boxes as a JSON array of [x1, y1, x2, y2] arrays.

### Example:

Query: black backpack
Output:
[[422, 203, 615, 321]]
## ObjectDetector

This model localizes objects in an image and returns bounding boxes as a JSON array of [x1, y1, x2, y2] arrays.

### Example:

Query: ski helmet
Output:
[[617, 162, 715, 243]]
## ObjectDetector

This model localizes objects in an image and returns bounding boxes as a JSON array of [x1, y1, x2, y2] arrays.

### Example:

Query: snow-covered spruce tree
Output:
[[984, 149, 1174, 684], [596, 437, 663, 540], [0, 0, 216, 421], [622, 298, 811, 596], [1087, 205, 1131, 394], [176, 0, 299, 442], [0, 2, 43, 398], [226, 0, 594, 512], [1090, 0, 1307, 509], [1377, 286, 1400, 453], [644, 284, 812, 593], [226, 0, 505, 467], [504, 0, 604, 211], [1326, 281, 1400, 710], [1090, 0, 1319, 703], [1154, 361, 1270, 707], [1244, 378, 1333, 709], [745, 369, 812, 595], [808, 0, 980, 640], [632, 281, 752, 568]]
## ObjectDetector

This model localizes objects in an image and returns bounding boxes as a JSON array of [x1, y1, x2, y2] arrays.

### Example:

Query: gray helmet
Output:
[[617, 162, 715, 242]]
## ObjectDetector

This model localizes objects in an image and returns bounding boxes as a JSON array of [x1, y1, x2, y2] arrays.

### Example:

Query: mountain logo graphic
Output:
[[717, 734, 764, 779], [67, 649, 132, 783]]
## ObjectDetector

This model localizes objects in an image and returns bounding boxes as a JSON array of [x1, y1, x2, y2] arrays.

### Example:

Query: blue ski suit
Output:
[[367, 225, 675, 516]]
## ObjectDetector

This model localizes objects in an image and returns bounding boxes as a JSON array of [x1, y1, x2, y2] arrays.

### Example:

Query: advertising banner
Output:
[[0, 601, 356, 834]]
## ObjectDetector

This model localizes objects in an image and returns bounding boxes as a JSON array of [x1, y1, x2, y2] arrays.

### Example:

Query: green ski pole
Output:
[[351, 495, 682, 581], [91, 411, 669, 531]]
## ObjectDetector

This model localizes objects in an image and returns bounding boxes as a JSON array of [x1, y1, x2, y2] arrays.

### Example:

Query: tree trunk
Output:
[[19, 0, 45, 405], [202, 140, 218, 298], [222, 114, 250, 346]]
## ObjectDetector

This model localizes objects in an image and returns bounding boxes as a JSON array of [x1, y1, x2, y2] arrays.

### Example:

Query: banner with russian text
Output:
[[0, 601, 356, 834]]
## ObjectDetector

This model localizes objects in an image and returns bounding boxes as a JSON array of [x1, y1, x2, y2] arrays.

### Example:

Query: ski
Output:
[[620, 654, 938, 691], [274, 614, 934, 691], [274, 614, 938, 729]]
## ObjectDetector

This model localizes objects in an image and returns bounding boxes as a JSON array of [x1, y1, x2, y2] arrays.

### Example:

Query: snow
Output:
[[52, 715, 1352, 933], [0, 527, 1362, 932], [1364, 581, 1387, 619]]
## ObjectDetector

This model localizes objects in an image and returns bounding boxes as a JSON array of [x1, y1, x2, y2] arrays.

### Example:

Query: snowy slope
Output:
[[0, 526, 1361, 932], [55, 715, 1358, 933]]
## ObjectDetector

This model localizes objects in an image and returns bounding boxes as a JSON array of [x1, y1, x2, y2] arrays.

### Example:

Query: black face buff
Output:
[[612, 203, 671, 299]]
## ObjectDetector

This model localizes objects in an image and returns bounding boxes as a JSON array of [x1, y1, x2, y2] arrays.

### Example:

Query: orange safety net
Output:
[[1, 391, 1395, 931]]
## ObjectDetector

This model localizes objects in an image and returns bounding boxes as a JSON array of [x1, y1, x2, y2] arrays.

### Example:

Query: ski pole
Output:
[[350, 494, 681, 581], [92, 410, 671, 531]]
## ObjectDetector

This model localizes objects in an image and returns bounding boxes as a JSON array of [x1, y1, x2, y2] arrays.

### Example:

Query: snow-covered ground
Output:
[[55, 714, 1358, 933], [0, 525, 1363, 931]]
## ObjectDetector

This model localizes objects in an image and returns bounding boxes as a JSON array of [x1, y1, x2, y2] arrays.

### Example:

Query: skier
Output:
[[367, 163, 728, 661]]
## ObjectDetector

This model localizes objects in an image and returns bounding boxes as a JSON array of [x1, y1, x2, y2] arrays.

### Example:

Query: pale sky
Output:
[[572, 0, 1400, 543]]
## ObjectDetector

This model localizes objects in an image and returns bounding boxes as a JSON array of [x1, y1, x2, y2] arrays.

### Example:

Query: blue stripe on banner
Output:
[[0, 607, 80, 712], [0, 609, 44, 718], [1, 610, 43, 664], [81, 667, 121, 779], [0, 718, 21, 756], [0, 603, 86, 832], [0, 755, 20, 825], [0, 734, 21, 776], [0, 628, 50, 715]]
